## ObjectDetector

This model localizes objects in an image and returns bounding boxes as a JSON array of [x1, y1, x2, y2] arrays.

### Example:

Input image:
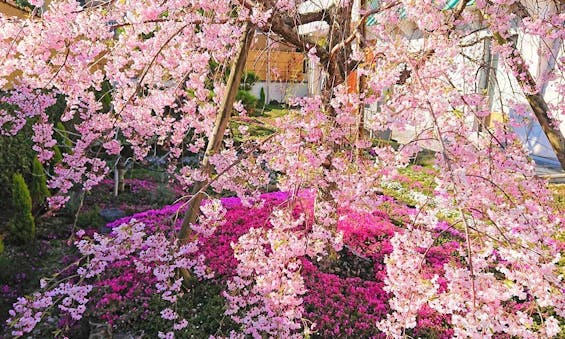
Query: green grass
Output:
[[412, 149, 436, 167], [550, 184, 565, 211], [263, 107, 288, 119], [128, 167, 171, 183], [380, 166, 437, 207], [230, 104, 289, 143]]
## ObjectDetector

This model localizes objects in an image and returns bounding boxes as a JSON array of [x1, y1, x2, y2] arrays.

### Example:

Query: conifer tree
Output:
[[9, 173, 35, 244]]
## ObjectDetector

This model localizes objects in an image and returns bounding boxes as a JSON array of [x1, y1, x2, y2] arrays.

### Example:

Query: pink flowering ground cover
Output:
[[5, 185, 563, 338], [91, 191, 460, 337]]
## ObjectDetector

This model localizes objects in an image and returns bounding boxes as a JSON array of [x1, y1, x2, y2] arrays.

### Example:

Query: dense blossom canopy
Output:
[[1, 0, 564, 337]]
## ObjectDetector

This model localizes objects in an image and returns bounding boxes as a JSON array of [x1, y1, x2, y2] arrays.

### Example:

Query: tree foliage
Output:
[[1, 0, 564, 337], [30, 157, 50, 211]]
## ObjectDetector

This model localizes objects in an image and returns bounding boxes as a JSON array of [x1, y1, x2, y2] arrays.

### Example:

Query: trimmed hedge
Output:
[[9, 173, 35, 244], [0, 127, 36, 211]]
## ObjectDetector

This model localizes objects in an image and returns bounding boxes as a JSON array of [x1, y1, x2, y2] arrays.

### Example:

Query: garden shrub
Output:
[[61, 191, 83, 217], [149, 184, 177, 207], [258, 87, 266, 107], [30, 157, 51, 210], [113, 280, 238, 338], [13, 0, 36, 10], [235, 90, 258, 115], [0, 254, 12, 282], [93, 79, 114, 114], [239, 71, 258, 91], [76, 207, 106, 230], [9, 173, 35, 244], [55, 121, 73, 151], [0, 92, 65, 213], [0, 126, 35, 211], [52, 145, 63, 165], [44, 94, 68, 123]]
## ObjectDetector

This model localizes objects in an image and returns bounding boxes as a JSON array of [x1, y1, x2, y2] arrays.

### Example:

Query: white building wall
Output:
[[491, 31, 564, 161], [250, 81, 309, 103], [365, 17, 564, 163]]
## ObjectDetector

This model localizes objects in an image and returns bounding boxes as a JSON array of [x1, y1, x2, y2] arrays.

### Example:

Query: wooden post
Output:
[[356, 0, 367, 151], [118, 160, 126, 193], [178, 23, 255, 245]]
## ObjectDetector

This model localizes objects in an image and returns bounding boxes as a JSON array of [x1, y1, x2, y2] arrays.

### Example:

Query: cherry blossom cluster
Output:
[[224, 209, 310, 338], [190, 199, 227, 237], [0, 0, 250, 207], [7, 219, 211, 337], [1, 0, 565, 337]]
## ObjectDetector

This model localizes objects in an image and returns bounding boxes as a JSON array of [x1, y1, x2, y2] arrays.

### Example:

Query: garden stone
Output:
[[114, 332, 144, 339], [98, 223, 113, 234], [144, 155, 166, 167], [88, 321, 112, 339], [99, 208, 126, 222]]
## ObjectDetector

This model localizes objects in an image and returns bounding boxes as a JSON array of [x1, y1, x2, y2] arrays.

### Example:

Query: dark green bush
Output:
[[258, 87, 266, 107], [54, 121, 73, 151], [44, 94, 67, 123], [30, 157, 51, 210], [61, 191, 83, 217], [240, 71, 258, 91], [14, 0, 36, 10], [76, 207, 106, 229], [235, 90, 258, 115], [121, 280, 238, 337], [0, 128, 35, 211], [0, 91, 65, 217], [0, 254, 13, 281], [52, 145, 63, 165], [149, 184, 177, 206], [9, 173, 35, 244]]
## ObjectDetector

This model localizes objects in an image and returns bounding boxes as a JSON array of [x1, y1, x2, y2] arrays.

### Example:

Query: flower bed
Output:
[[10, 189, 558, 338], [97, 191, 459, 337]]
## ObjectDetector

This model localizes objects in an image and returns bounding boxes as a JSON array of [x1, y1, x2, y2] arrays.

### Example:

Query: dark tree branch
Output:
[[268, 12, 330, 64], [492, 31, 565, 169], [288, 7, 334, 25]]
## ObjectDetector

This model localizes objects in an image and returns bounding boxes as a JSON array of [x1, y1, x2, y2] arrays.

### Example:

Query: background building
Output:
[[244, 32, 309, 104]]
